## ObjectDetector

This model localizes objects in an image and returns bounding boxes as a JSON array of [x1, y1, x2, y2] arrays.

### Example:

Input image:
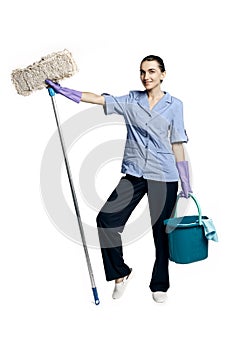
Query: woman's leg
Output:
[[97, 175, 147, 281], [147, 181, 178, 292]]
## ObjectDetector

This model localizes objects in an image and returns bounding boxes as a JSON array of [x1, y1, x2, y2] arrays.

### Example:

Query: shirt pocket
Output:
[[123, 146, 141, 161], [155, 149, 176, 169], [156, 149, 173, 155]]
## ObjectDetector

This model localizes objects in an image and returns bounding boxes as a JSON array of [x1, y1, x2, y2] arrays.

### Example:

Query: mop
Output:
[[11, 49, 100, 305]]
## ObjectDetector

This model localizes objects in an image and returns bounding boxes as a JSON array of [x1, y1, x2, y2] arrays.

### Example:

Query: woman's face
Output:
[[140, 60, 166, 91]]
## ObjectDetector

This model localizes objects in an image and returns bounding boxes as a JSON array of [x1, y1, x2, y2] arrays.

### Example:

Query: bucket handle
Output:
[[175, 193, 202, 226]]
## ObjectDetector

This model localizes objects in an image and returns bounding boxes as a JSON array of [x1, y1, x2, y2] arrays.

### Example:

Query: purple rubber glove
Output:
[[176, 161, 192, 198], [45, 79, 82, 103]]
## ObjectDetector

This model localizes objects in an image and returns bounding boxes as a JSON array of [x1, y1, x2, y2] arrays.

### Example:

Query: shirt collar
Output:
[[135, 90, 172, 111]]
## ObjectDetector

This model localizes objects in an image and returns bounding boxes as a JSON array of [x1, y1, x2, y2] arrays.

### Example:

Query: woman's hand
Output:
[[45, 79, 105, 105], [45, 79, 82, 103]]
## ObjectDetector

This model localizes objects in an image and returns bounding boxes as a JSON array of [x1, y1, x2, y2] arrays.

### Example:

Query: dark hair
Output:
[[140, 55, 165, 72]]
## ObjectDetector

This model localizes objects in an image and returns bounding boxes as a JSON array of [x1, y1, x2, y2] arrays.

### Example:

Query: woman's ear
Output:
[[161, 70, 166, 81]]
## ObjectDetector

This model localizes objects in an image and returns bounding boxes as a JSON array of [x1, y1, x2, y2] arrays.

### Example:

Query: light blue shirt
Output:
[[103, 90, 188, 182]]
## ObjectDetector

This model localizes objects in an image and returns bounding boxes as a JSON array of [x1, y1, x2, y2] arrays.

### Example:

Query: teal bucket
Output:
[[164, 194, 208, 264]]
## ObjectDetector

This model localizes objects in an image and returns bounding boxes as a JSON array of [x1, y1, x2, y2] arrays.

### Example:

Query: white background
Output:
[[1, 1, 232, 349]]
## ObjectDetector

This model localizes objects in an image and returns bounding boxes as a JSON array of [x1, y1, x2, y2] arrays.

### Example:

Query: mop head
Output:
[[11, 49, 78, 96]]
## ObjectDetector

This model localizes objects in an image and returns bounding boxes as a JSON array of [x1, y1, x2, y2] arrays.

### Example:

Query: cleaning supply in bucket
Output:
[[164, 193, 218, 264]]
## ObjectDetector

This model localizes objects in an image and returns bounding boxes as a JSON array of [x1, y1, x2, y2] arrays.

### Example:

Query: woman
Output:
[[46, 55, 192, 303]]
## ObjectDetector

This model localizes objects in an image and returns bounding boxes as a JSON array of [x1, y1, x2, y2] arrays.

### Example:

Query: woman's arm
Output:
[[81, 92, 105, 105], [172, 142, 185, 161], [172, 142, 192, 198], [45, 80, 105, 105]]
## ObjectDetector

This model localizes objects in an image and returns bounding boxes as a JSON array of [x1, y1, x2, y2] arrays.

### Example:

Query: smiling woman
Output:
[[140, 55, 166, 84], [140, 55, 167, 110], [45, 54, 192, 303]]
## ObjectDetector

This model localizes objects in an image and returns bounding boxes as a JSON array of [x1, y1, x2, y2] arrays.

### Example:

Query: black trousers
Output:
[[96, 174, 178, 292]]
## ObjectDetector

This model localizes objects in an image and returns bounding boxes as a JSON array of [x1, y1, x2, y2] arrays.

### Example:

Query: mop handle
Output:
[[47, 87, 100, 305]]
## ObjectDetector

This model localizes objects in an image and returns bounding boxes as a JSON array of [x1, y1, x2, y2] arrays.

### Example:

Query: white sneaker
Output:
[[152, 291, 167, 303], [112, 269, 133, 299]]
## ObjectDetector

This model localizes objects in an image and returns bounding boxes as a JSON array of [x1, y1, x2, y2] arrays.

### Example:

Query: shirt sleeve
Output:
[[102, 93, 129, 116], [170, 100, 188, 143]]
